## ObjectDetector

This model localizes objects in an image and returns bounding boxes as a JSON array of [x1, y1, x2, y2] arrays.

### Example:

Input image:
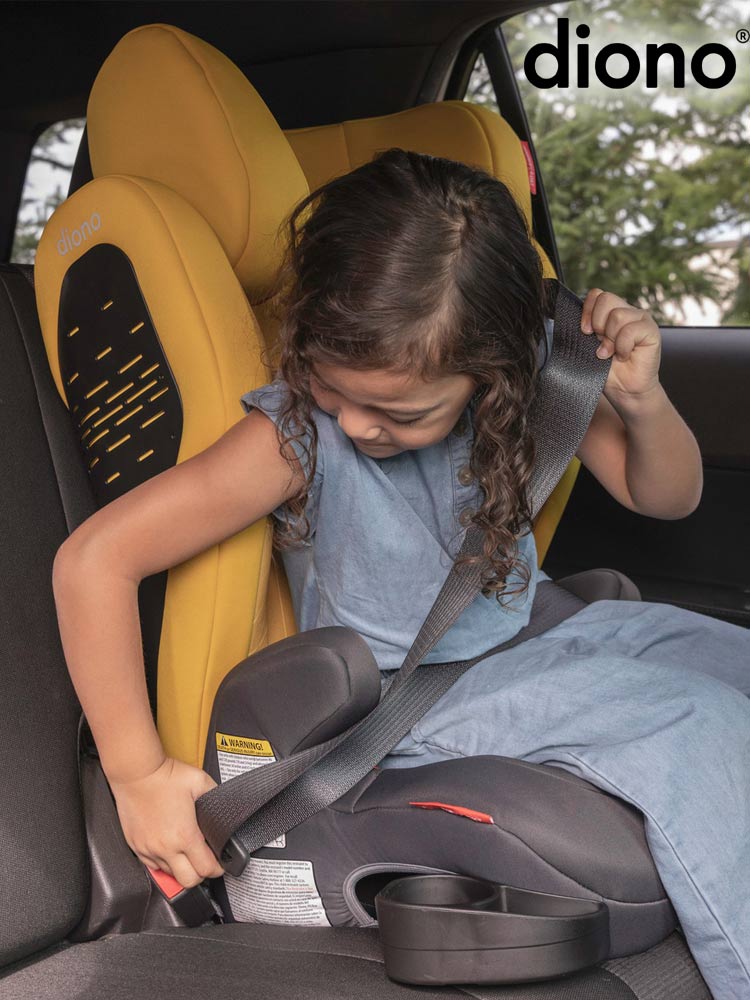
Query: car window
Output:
[[465, 0, 750, 328], [11, 118, 85, 264]]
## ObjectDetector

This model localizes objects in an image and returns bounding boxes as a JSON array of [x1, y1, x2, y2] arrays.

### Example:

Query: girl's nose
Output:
[[336, 405, 382, 441]]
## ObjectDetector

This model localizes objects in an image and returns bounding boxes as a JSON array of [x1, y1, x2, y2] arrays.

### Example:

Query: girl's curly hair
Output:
[[261, 147, 551, 605]]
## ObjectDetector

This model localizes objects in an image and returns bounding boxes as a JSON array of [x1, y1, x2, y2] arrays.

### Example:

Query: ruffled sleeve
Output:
[[239, 379, 323, 535]]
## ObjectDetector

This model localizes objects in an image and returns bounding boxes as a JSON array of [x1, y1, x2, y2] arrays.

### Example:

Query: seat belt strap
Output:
[[195, 279, 611, 875]]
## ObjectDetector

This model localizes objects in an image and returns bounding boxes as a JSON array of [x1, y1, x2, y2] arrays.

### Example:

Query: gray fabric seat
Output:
[[556, 568, 641, 603], [1, 922, 709, 1000], [0, 265, 711, 998]]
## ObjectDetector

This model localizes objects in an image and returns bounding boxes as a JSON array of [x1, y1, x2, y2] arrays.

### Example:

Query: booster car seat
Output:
[[31, 21, 707, 991]]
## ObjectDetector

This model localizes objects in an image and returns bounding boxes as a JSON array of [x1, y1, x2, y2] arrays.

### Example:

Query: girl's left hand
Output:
[[580, 288, 662, 399]]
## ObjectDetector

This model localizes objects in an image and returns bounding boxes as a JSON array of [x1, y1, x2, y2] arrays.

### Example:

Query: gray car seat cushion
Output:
[[0, 926, 707, 1000], [556, 568, 641, 603]]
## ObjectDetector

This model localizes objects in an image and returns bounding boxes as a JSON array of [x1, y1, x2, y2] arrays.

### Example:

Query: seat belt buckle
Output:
[[147, 867, 225, 925], [219, 834, 251, 878]]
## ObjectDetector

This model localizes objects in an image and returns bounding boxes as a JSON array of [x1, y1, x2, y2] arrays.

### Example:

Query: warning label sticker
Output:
[[215, 732, 285, 849], [215, 732, 274, 756], [225, 857, 331, 926]]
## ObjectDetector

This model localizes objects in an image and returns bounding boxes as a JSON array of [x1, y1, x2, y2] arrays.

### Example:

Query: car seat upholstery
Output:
[[0, 21, 710, 999]]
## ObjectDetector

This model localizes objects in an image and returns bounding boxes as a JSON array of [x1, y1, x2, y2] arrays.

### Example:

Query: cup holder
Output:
[[375, 875, 609, 986]]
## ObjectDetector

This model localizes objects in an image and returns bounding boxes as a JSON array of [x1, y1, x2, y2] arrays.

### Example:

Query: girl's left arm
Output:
[[573, 288, 703, 520]]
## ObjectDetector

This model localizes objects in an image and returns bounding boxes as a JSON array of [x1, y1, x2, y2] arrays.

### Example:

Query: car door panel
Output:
[[544, 326, 750, 627]]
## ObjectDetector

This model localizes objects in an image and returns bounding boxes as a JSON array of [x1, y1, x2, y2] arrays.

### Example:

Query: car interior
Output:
[[1, 2, 747, 998]]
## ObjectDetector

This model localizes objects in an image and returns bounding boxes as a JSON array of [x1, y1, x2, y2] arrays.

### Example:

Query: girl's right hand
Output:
[[108, 756, 226, 889]]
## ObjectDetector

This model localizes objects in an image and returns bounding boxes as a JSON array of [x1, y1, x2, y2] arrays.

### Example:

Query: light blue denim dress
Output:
[[240, 363, 750, 999]]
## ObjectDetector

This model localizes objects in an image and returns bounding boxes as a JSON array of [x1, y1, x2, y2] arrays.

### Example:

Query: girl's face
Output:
[[310, 363, 476, 457]]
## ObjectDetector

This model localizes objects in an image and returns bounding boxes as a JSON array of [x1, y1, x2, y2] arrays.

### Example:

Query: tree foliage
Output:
[[11, 119, 85, 263], [468, 0, 750, 325]]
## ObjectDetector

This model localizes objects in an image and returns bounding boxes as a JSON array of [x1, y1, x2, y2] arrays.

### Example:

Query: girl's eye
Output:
[[311, 374, 423, 426], [390, 414, 423, 426]]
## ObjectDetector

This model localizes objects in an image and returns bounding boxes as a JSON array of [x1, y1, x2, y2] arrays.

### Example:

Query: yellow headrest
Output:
[[283, 101, 554, 281], [87, 23, 310, 303], [285, 100, 536, 235]]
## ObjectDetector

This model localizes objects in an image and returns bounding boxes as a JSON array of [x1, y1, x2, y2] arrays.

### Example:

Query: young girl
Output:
[[53, 148, 749, 999]]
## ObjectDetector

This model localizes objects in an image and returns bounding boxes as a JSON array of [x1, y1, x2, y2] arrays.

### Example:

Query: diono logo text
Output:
[[56, 212, 102, 256], [524, 18, 737, 90]]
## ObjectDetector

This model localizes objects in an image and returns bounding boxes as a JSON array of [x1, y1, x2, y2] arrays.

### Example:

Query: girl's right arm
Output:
[[52, 408, 305, 888]]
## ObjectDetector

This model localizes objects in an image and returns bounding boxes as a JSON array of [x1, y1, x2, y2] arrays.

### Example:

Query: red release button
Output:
[[147, 866, 186, 900], [409, 801, 494, 825]]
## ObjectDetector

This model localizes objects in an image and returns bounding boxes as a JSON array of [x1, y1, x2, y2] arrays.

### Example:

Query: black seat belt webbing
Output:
[[195, 278, 611, 876]]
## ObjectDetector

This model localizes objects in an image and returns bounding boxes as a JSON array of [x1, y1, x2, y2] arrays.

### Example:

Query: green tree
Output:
[[468, 0, 750, 325]]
